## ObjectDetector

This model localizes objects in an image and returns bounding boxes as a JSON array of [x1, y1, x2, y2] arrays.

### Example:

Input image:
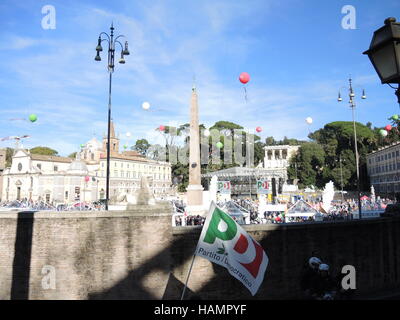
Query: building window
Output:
[[65, 191, 68, 199], [37, 164, 41, 170], [54, 165, 58, 172]]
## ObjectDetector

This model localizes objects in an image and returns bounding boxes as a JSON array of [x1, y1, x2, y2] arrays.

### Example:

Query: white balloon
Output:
[[380, 130, 388, 137], [126, 132, 131, 138], [305, 117, 313, 124], [204, 129, 210, 137], [142, 102, 150, 110]]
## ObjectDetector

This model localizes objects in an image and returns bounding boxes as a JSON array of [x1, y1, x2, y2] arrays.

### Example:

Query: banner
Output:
[[217, 181, 231, 194], [257, 179, 271, 194], [195, 202, 268, 296]]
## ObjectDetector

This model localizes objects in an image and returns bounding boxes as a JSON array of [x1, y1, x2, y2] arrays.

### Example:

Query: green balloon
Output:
[[29, 114, 37, 122], [80, 144, 85, 148], [216, 142, 223, 149], [393, 114, 399, 120], [123, 144, 128, 149]]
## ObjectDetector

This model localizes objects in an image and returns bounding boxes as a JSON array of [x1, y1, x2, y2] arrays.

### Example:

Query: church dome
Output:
[[85, 137, 103, 151]]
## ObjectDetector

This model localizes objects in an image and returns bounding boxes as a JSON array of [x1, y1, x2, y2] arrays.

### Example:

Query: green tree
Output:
[[5, 148, 14, 167], [29, 146, 58, 156], [288, 142, 326, 188], [133, 139, 150, 155], [68, 152, 77, 159], [265, 136, 276, 145], [210, 121, 243, 138], [309, 121, 377, 191]]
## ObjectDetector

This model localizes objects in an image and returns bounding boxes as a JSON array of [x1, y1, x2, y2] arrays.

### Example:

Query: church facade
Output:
[[1, 122, 172, 203]]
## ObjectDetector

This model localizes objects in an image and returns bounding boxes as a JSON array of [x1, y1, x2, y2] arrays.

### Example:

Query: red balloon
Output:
[[256, 126, 262, 133], [84, 176, 90, 182], [239, 72, 250, 84], [385, 124, 392, 131], [159, 125, 165, 131]]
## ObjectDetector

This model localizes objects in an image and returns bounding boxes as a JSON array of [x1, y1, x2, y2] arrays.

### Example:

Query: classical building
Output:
[[263, 145, 299, 178], [1, 122, 172, 203], [201, 144, 299, 198], [366, 142, 400, 196]]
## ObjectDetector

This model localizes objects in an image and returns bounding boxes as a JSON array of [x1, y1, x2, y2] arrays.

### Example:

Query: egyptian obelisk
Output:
[[186, 85, 204, 213]]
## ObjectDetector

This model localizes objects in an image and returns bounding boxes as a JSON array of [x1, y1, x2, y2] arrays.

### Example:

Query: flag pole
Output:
[[180, 246, 197, 300], [181, 202, 213, 300]]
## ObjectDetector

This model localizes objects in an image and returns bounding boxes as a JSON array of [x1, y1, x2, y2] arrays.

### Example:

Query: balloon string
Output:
[[9, 118, 27, 121], [243, 86, 248, 103]]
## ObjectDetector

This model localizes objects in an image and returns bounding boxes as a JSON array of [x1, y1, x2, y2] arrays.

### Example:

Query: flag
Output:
[[195, 202, 268, 296]]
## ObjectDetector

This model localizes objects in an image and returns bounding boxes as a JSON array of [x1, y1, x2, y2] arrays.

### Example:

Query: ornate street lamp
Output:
[[95, 23, 129, 210], [338, 77, 366, 219], [363, 17, 400, 107]]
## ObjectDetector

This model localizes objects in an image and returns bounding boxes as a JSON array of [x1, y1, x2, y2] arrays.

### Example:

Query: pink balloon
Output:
[[239, 72, 250, 84], [256, 126, 262, 133], [159, 125, 165, 131], [385, 124, 392, 131], [84, 176, 90, 182]]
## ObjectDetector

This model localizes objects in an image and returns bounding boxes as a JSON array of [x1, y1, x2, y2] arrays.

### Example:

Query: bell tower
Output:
[[102, 120, 120, 155]]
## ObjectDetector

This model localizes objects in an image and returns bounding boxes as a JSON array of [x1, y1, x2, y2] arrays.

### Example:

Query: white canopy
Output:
[[286, 199, 321, 217]]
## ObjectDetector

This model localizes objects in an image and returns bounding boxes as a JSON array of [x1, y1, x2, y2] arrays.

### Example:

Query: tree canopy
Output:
[[29, 146, 58, 156]]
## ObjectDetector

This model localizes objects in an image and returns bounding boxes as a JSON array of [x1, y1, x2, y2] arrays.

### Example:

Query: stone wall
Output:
[[169, 218, 400, 299], [0, 205, 399, 299]]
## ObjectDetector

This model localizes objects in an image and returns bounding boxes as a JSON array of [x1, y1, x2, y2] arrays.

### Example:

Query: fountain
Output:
[[322, 181, 335, 213]]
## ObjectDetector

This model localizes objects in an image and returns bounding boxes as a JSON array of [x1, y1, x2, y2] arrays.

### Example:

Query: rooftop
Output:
[[30, 154, 73, 163]]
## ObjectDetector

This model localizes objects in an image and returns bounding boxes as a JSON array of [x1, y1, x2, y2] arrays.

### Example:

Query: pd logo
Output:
[[217, 181, 231, 194], [257, 179, 270, 194], [203, 207, 266, 279]]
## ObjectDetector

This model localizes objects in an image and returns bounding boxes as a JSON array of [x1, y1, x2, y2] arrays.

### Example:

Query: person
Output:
[[310, 263, 337, 300], [300, 257, 322, 299]]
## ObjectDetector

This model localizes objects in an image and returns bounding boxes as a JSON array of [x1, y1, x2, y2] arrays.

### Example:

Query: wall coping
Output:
[[0, 204, 173, 219], [172, 217, 399, 235]]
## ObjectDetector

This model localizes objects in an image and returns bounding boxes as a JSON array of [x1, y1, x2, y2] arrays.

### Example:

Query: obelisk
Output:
[[186, 85, 204, 213]]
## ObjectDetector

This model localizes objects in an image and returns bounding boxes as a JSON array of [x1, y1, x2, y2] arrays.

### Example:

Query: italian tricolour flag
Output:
[[195, 202, 269, 296]]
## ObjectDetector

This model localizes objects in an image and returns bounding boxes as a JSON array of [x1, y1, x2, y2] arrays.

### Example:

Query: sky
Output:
[[0, 0, 399, 156]]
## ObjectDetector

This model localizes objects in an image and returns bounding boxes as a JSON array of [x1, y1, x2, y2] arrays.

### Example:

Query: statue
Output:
[[371, 185, 376, 204], [125, 176, 155, 208]]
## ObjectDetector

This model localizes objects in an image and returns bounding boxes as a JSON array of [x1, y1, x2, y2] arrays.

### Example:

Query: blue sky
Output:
[[0, 0, 399, 156]]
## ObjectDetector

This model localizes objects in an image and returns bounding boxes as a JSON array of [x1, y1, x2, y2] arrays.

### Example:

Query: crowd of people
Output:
[[300, 256, 354, 300], [171, 195, 393, 227], [0, 199, 105, 211]]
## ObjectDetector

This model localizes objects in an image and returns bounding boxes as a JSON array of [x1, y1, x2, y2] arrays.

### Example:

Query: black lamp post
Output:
[[338, 77, 366, 219], [95, 23, 130, 210], [363, 17, 400, 107]]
